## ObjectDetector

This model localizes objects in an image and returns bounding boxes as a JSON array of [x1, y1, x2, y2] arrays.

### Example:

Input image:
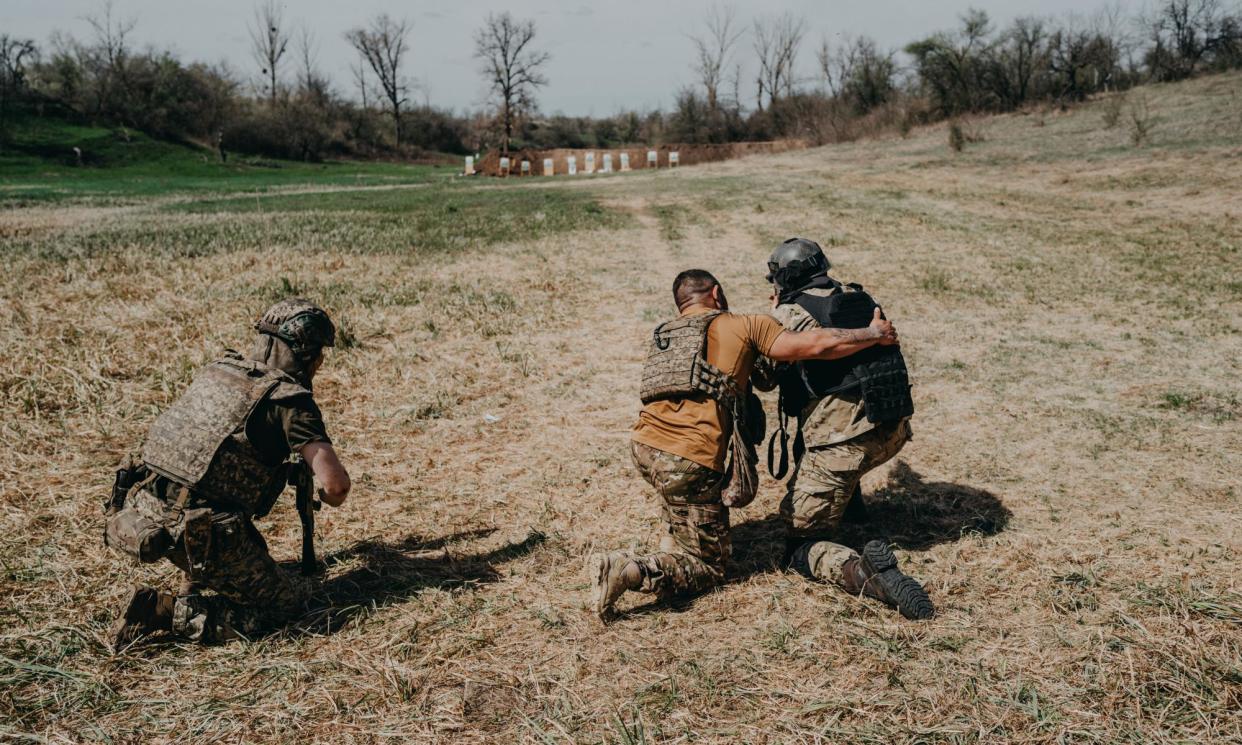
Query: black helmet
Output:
[[254, 297, 336, 358], [765, 237, 831, 292]]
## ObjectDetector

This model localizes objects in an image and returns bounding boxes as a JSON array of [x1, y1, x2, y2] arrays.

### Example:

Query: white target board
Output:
[[584, 152, 595, 174], [669, 151, 680, 167], [647, 150, 658, 167], [543, 158, 554, 176], [465, 155, 475, 175], [520, 160, 531, 175], [602, 153, 613, 173], [619, 152, 631, 171], [499, 156, 510, 175], [567, 156, 577, 175]]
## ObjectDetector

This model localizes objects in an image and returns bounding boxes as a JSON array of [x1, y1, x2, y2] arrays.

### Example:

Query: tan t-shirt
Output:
[[632, 308, 786, 472]]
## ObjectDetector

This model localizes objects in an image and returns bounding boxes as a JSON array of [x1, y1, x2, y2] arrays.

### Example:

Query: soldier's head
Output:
[[673, 269, 727, 312], [766, 237, 831, 294], [253, 297, 336, 380]]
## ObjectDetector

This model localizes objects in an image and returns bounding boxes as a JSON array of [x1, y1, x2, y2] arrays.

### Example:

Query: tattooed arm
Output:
[[766, 308, 897, 362]]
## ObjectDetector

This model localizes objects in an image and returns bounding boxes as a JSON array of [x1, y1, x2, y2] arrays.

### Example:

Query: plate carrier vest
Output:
[[640, 311, 739, 408], [141, 354, 308, 517], [640, 311, 761, 507], [782, 284, 914, 425]]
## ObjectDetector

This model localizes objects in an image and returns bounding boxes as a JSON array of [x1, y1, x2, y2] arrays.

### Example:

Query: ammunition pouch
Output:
[[104, 508, 173, 563]]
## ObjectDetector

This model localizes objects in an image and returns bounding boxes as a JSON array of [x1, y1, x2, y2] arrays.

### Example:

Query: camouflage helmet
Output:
[[254, 297, 336, 358], [765, 237, 831, 292]]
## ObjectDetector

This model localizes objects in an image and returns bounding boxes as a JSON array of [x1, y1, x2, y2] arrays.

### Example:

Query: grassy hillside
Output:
[[0, 111, 451, 204], [0, 72, 1239, 743]]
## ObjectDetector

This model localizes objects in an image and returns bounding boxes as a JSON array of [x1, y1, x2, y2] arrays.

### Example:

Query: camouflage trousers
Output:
[[628, 441, 730, 599], [120, 490, 311, 643], [783, 419, 911, 585]]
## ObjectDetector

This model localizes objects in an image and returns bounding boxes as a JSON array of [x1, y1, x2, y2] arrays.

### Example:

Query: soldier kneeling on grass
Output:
[[761, 237, 932, 620], [590, 269, 927, 620], [104, 298, 351, 650]]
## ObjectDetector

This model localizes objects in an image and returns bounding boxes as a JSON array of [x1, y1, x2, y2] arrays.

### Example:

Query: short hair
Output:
[[672, 269, 719, 309]]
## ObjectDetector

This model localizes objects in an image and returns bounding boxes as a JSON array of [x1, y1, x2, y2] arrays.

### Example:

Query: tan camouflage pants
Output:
[[782, 419, 911, 584], [119, 490, 310, 643], [629, 441, 730, 599]]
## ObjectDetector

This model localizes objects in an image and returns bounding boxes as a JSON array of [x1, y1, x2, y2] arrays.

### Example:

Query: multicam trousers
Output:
[[628, 441, 730, 599], [119, 490, 311, 643], [782, 419, 911, 584]]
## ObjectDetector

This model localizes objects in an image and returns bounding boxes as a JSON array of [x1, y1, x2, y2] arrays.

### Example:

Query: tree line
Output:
[[1, 0, 1240, 161]]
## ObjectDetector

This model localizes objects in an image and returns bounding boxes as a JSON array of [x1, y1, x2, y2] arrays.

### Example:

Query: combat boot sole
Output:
[[860, 540, 935, 620]]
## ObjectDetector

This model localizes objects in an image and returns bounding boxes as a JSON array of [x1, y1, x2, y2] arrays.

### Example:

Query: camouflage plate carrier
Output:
[[640, 312, 739, 407], [141, 353, 310, 518], [640, 312, 758, 507]]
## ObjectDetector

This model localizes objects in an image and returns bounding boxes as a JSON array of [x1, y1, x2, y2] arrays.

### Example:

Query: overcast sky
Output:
[[5, 1, 1146, 116]]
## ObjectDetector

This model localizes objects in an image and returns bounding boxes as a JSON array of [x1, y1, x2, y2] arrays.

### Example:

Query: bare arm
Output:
[[766, 308, 896, 362], [300, 441, 351, 507]]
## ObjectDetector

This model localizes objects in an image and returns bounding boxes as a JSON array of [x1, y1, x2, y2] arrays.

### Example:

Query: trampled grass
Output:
[[0, 72, 1239, 743]]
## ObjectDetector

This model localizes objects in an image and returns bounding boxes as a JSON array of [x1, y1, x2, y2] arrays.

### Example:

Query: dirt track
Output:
[[1, 73, 1239, 743]]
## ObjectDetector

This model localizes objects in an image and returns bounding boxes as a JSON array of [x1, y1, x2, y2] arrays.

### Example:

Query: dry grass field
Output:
[[2, 72, 1240, 743]]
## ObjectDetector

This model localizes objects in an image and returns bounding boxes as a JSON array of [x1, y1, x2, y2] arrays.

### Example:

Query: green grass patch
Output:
[[0, 113, 450, 204], [8, 182, 630, 261]]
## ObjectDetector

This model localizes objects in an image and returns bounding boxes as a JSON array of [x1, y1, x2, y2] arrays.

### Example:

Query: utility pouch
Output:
[[180, 508, 216, 576], [721, 395, 760, 508], [104, 508, 173, 563]]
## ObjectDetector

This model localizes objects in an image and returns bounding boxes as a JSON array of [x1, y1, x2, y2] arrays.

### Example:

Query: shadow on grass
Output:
[[730, 460, 1012, 579], [627, 460, 1010, 616], [286, 527, 547, 635]]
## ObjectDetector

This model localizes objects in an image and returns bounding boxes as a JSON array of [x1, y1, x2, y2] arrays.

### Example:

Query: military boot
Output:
[[589, 550, 641, 621], [109, 585, 175, 651], [840, 540, 934, 620]]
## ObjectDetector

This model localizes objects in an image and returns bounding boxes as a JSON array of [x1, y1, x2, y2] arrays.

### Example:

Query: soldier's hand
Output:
[[869, 307, 897, 344]]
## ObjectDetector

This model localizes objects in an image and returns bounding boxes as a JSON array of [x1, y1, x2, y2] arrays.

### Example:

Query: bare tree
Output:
[[0, 36, 38, 128], [83, 0, 135, 117], [345, 14, 410, 145], [689, 4, 743, 112], [249, 0, 289, 106], [819, 35, 897, 113], [351, 50, 370, 109], [1047, 15, 1118, 104], [753, 13, 804, 111], [1144, 0, 1239, 80], [295, 25, 329, 101], [474, 12, 550, 154], [992, 17, 1048, 106]]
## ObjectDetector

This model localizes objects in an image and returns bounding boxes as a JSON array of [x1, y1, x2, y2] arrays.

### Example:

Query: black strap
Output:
[[767, 422, 788, 480], [767, 389, 808, 481]]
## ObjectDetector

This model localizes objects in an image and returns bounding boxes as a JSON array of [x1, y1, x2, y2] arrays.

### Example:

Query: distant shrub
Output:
[[1101, 93, 1126, 129], [898, 112, 913, 138], [961, 118, 986, 143], [1128, 94, 1153, 146], [948, 121, 965, 152]]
